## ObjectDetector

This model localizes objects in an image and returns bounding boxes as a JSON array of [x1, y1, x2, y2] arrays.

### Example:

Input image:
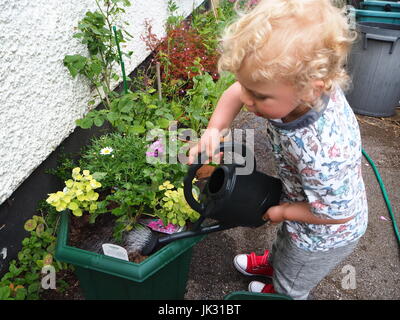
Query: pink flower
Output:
[[146, 140, 164, 158]]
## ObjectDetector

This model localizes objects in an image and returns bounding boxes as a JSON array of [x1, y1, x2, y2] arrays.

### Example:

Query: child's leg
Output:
[[269, 224, 359, 300]]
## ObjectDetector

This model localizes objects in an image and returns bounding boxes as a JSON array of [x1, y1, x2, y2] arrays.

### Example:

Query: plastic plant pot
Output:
[[346, 21, 400, 117], [55, 210, 204, 300]]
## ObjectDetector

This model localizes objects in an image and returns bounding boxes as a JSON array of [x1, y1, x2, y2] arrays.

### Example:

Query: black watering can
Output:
[[139, 142, 282, 255]]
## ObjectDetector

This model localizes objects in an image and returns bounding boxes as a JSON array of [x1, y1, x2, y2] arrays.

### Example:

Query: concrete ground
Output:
[[185, 110, 400, 300]]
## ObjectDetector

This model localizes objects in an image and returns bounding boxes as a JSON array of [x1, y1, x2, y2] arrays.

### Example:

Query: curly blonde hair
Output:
[[218, 0, 357, 102]]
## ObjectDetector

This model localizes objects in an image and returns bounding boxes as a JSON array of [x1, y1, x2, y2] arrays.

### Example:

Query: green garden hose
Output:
[[362, 149, 400, 247]]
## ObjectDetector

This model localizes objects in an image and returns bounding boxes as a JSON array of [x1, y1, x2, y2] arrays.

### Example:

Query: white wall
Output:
[[0, 0, 203, 205]]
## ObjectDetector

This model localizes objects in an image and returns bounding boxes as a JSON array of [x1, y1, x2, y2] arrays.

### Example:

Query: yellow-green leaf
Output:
[[72, 208, 83, 217], [24, 219, 37, 232], [43, 254, 53, 266], [65, 179, 74, 188], [68, 202, 79, 211]]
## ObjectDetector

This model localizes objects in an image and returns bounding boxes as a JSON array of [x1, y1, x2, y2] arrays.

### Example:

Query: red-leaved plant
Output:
[[141, 19, 219, 98]]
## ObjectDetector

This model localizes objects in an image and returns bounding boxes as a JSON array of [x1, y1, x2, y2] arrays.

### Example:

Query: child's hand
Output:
[[262, 203, 288, 224], [188, 128, 224, 165]]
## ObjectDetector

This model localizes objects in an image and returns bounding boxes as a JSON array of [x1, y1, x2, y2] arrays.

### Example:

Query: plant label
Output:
[[0, 248, 6, 260], [102, 243, 129, 261]]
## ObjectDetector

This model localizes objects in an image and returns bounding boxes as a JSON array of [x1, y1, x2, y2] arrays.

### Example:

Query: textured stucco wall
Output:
[[0, 0, 203, 205]]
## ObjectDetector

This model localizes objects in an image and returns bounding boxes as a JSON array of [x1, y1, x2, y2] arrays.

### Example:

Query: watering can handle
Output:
[[184, 161, 205, 214], [183, 142, 256, 214]]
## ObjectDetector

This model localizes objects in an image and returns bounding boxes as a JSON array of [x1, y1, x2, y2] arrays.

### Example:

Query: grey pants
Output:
[[268, 224, 359, 300]]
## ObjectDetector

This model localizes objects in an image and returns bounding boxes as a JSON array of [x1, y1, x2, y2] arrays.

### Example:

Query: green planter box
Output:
[[224, 291, 292, 300], [55, 211, 204, 300]]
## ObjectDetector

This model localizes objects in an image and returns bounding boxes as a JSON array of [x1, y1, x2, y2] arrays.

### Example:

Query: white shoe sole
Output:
[[248, 281, 267, 293], [233, 256, 272, 278]]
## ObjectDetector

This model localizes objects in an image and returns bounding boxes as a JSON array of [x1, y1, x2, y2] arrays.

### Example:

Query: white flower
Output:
[[63, 187, 69, 194], [100, 147, 113, 155]]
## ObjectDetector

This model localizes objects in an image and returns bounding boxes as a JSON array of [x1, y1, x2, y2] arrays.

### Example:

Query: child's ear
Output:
[[301, 80, 325, 103], [312, 80, 325, 95]]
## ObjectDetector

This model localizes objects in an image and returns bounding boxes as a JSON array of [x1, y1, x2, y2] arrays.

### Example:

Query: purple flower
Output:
[[146, 140, 164, 158]]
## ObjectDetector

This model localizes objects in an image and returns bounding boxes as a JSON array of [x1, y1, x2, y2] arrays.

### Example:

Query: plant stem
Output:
[[94, 85, 109, 110]]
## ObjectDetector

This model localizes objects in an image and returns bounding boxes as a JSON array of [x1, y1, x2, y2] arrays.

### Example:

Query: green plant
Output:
[[177, 71, 236, 133], [0, 202, 70, 300], [77, 132, 187, 240], [76, 88, 176, 134], [45, 149, 78, 182], [63, 0, 133, 121], [154, 181, 200, 227], [166, 0, 184, 30], [46, 167, 103, 217]]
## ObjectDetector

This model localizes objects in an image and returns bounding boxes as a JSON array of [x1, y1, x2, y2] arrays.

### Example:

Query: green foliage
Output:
[[79, 132, 182, 188], [46, 168, 102, 217], [63, 0, 132, 111], [0, 203, 70, 300], [177, 71, 236, 133], [77, 132, 187, 240], [76, 89, 176, 134], [155, 181, 200, 227], [166, 0, 184, 29], [44, 149, 78, 182]]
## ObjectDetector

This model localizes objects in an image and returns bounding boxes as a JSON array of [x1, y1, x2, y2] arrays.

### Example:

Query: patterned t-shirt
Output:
[[266, 85, 368, 252]]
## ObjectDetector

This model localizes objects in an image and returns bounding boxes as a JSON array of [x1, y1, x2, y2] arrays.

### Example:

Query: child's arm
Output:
[[207, 81, 244, 131], [188, 81, 244, 164], [263, 202, 354, 225]]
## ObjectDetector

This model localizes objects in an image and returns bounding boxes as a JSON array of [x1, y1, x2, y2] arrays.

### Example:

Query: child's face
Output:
[[236, 63, 302, 120]]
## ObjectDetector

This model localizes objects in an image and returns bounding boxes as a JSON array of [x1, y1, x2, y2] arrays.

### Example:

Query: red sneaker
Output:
[[233, 250, 274, 277], [248, 281, 276, 294]]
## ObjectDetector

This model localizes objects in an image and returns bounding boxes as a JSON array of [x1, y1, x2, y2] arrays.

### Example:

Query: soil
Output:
[[39, 269, 84, 300]]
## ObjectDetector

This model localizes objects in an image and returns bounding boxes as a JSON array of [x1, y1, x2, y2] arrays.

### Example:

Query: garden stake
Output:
[[156, 62, 162, 101], [113, 26, 128, 94]]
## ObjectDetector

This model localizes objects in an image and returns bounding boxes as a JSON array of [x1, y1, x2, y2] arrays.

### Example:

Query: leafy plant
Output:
[[154, 181, 200, 227], [76, 88, 176, 134], [77, 132, 187, 240], [0, 202, 70, 300], [63, 0, 133, 117], [142, 11, 219, 99], [45, 148, 78, 182], [46, 168, 103, 217], [177, 71, 236, 133]]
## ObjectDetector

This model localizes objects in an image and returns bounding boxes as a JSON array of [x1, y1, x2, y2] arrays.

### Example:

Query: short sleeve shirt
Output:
[[266, 86, 368, 252]]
